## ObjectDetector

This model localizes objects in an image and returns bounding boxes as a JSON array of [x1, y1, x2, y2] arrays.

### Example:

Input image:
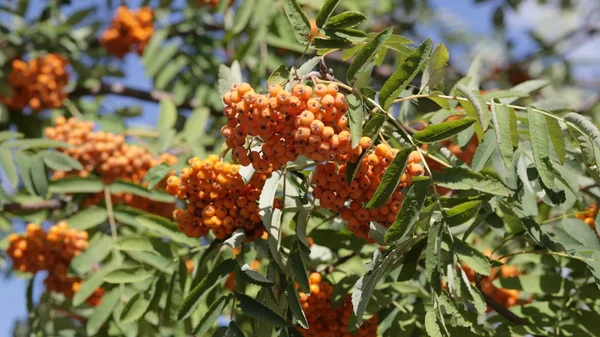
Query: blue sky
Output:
[[3, 0, 597, 334]]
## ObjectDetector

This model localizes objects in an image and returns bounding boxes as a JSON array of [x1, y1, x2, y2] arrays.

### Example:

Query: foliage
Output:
[[1, 1, 600, 337]]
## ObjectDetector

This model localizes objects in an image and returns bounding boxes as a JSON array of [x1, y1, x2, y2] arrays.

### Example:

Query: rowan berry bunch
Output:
[[575, 204, 598, 235], [313, 145, 424, 241], [222, 82, 367, 171], [166, 155, 272, 240], [0, 54, 69, 110], [7, 222, 103, 306], [298, 272, 378, 337], [101, 6, 153, 58], [44, 116, 178, 216]]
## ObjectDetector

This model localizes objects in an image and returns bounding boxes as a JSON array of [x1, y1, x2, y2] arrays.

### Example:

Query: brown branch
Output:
[[2, 199, 68, 212], [69, 81, 207, 111]]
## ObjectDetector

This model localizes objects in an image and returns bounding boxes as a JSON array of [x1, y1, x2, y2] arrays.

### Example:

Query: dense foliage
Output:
[[1, 1, 600, 337]]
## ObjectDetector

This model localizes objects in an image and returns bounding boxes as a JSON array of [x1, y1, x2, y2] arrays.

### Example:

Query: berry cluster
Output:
[[462, 250, 522, 311], [7, 223, 103, 306], [101, 6, 153, 58], [299, 273, 378, 337], [575, 204, 598, 235], [166, 155, 273, 240], [0, 54, 69, 110], [313, 145, 423, 241], [221, 83, 366, 171], [44, 116, 178, 217]]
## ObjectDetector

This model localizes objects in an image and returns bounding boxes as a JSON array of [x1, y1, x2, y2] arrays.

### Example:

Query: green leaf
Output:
[[471, 130, 496, 172], [115, 236, 155, 252], [126, 250, 173, 273], [425, 311, 443, 337], [366, 147, 412, 209], [413, 118, 476, 144], [70, 234, 112, 275], [235, 292, 290, 327], [324, 11, 366, 29], [30, 155, 48, 198], [258, 170, 281, 227], [158, 99, 177, 131], [362, 114, 386, 140], [455, 239, 491, 276], [311, 37, 353, 49], [283, 0, 311, 46], [73, 262, 117, 306], [40, 151, 83, 171], [297, 57, 321, 77], [0, 139, 71, 150], [545, 117, 566, 164], [493, 275, 573, 295], [379, 38, 432, 108], [490, 101, 513, 166], [48, 177, 104, 194], [457, 84, 487, 136], [426, 220, 443, 293], [231, 0, 256, 34], [177, 259, 236, 320], [444, 201, 482, 227], [267, 65, 290, 87], [14, 152, 35, 196], [239, 263, 273, 286], [315, 0, 340, 28], [225, 321, 245, 337], [565, 112, 600, 157], [143, 163, 173, 190], [184, 107, 210, 155], [120, 282, 157, 324], [135, 215, 198, 247], [290, 244, 310, 293], [433, 167, 510, 196], [223, 228, 246, 249], [67, 206, 107, 230], [192, 295, 234, 335], [384, 178, 429, 244], [0, 131, 23, 143], [285, 282, 308, 328], [110, 180, 174, 203], [347, 94, 363, 149], [465, 54, 483, 90], [420, 43, 449, 92], [500, 79, 550, 104], [104, 268, 154, 284], [528, 106, 554, 187], [86, 288, 120, 335], [347, 27, 392, 83], [0, 149, 18, 187], [521, 217, 558, 251]]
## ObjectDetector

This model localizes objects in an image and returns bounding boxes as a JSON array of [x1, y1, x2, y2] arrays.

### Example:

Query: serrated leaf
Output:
[[347, 94, 363, 149], [283, 0, 311, 46], [471, 130, 496, 172], [267, 65, 290, 87], [433, 167, 510, 196], [285, 282, 308, 328], [135, 215, 198, 247], [158, 99, 177, 131], [545, 117, 565, 164], [311, 37, 353, 49], [521, 217, 558, 251], [413, 118, 476, 144], [86, 288, 120, 335], [0, 131, 23, 143], [67, 206, 107, 230], [110, 180, 175, 202], [177, 259, 236, 320], [324, 11, 366, 29], [490, 101, 514, 166], [48, 177, 104, 194], [236, 292, 290, 327], [192, 294, 233, 335], [500, 79, 550, 104], [455, 239, 490, 276], [104, 268, 154, 284], [225, 321, 246, 337], [362, 114, 386, 139], [240, 263, 274, 286], [528, 106, 554, 188], [366, 147, 412, 209], [127, 250, 173, 273], [14, 152, 35, 196], [0, 139, 71, 150], [289, 245, 309, 293], [40, 151, 83, 171], [30, 155, 48, 198], [120, 281, 157, 324], [444, 201, 482, 227], [425, 311, 443, 337], [73, 262, 117, 306], [231, 0, 255, 34], [379, 38, 432, 108], [0, 149, 18, 187], [223, 228, 246, 249], [143, 163, 173, 189], [565, 112, 600, 157], [315, 0, 340, 28], [297, 57, 321, 77], [70, 234, 112, 275], [420, 43, 448, 92], [115, 236, 154, 252], [457, 84, 487, 136], [493, 274, 573, 295], [347, 28, 392, 83], [426, 220, 443, 293], [465, 54, 482, 90], [384, 178, 429, 244]]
